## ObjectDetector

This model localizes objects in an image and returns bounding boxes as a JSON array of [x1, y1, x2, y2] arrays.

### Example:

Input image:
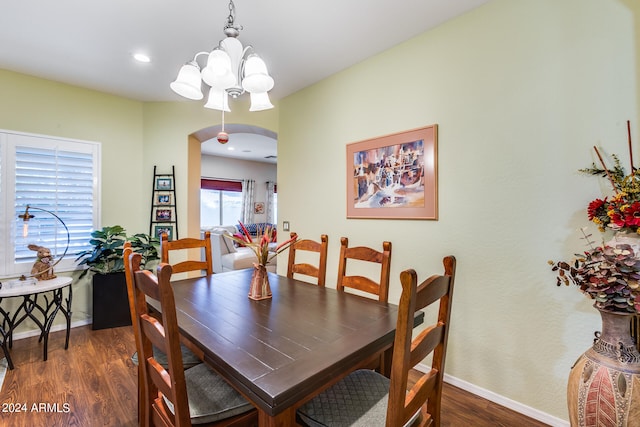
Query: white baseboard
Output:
[[415, 363, 569, 427], [11, 319, 92, 342]]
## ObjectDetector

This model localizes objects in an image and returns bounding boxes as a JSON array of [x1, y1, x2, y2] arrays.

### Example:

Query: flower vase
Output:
[[607, 231, 640, 352], [567, 308, 640, 426], [248, 264, 272, 301]]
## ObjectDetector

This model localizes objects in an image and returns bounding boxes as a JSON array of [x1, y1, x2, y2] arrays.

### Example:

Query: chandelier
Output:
[[170, 0, 274, 113]]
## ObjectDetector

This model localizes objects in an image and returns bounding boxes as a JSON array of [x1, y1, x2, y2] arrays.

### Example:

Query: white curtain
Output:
[[242, 179, 255, 224], [265, 181, 275, 225]]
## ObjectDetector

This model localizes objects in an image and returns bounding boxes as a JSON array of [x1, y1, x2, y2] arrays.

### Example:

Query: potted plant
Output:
[[75, 225, 159, 330]]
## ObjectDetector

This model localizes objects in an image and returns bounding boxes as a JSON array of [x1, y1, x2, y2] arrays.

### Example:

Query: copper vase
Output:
[[567, 308, 640, 426], [248, 264, 272, 300]]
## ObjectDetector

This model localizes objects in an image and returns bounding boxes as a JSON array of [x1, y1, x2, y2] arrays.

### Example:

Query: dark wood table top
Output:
[[169, 269, 415, 425]]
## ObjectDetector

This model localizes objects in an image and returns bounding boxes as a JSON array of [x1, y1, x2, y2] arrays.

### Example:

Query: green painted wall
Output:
[[0, 69, 146, 324], [0, 69, 147, 229], [277, 0, 638, 422], [1, 0, 640, 422]]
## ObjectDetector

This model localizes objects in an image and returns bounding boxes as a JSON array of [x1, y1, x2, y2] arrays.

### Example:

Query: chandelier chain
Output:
[[225, 0, 242, 33]]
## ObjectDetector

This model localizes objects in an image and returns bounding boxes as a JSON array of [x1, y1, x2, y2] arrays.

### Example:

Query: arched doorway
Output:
[[191, 124, 277, 231]]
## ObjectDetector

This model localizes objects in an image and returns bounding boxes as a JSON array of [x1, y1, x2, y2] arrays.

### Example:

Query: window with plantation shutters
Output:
[[0, 130, 100, 278]]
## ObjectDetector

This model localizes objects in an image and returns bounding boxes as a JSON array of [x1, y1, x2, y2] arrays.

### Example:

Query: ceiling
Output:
[[0, 0, 489, 162]]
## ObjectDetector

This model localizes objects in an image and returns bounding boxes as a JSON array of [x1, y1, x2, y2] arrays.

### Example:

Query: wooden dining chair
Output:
[[123, 243, 146, 422], [286, 233, 329, 287], [297, 255, 457, 427], [336, 236, 392, 302], [125, 242, 200, 367], [161, 231, 213, 276], [129, 254, 258, 427], [124, 245, 202, 425]]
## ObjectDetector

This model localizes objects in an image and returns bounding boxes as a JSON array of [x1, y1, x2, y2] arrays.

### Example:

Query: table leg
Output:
[[0, 302, 14, 370], [258, 407, 296, 427], [64, 284, 73, 349], [10, 294, 47, 349], [42, 285, 72, 360]]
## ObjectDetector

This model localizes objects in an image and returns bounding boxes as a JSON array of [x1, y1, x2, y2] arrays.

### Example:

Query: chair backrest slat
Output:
[[386, 255, 456, 427], [336, 237, 391, 302], [405, 374, 439, 420], [146, 354, 173, 399], [287, 233, 328, 287], [140, 312, 168, 354], [340, 275, 382, 296], [161, 231, 213, 276], [410, 325, 445, 366]]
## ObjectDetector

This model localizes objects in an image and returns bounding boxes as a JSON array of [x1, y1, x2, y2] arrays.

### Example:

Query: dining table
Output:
[[165, 268, 423, 427]]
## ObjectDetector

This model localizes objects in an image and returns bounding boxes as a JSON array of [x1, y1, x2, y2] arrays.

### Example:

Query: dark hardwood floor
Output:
[[0, 325, 550, 427]]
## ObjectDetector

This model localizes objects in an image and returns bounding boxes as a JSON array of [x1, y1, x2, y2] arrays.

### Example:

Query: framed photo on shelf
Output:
[[155, 177, 173, 191], [153, 225, 174, 241], [156, 193, 172, 205], [346, 124, 438, 220], [155, 208, 172, 222]]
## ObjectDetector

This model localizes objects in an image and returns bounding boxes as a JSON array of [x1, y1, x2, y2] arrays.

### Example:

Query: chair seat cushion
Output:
[[297, 369, 390, 427], [164, 363, 254, 424], [131, 343, 201, 369]]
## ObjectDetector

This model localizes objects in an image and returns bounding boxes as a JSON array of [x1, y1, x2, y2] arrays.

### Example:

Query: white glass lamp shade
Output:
[[170, 62, 204, 100], [242, 55, 274, 93], [201, 49, 237, 90], [249, 92, 274, 111], [204, 87, 231, 112]]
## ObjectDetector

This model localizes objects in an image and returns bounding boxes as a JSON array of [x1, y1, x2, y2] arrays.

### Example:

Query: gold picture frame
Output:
[[346, 125, 438, 220]]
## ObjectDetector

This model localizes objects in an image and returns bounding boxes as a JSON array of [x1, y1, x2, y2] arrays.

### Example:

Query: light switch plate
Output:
[[283, 221, 290, 231]]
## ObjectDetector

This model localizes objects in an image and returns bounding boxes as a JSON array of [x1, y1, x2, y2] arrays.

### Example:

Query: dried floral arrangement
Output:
[[549, 121, 640, 314], [550, 229, 640, 313]]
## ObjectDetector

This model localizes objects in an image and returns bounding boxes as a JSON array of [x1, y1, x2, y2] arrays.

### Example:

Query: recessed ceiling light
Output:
[[133, 53, 151, 63], [227, 147, 235, 151]]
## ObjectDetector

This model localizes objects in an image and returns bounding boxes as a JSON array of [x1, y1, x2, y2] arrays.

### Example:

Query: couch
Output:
[[235, 222, 277, 239], [209, 226, 277, 273]]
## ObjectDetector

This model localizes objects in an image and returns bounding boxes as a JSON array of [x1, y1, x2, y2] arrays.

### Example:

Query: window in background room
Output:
[[201, 179, 242, 228], [0, 130, 100, 278], [273, 193, 277, 223]]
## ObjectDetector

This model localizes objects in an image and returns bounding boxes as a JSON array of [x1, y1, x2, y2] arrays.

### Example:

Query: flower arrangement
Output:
[[224, 221, 297, 267], [582, 122, 640, 234], [583, 154, 640, 234], [550, 229, 640, 314], [549, 121, 640, 314]]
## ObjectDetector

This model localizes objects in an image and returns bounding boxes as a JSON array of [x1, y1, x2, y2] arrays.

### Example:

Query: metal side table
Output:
[[0, 276, 72, 370]]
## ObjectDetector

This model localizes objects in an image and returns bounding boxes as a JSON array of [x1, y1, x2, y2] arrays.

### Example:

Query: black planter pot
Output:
[[92, 272, 132, 330]]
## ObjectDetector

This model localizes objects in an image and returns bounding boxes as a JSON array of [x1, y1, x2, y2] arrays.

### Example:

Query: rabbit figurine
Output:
[[28, 244, 57, 280]]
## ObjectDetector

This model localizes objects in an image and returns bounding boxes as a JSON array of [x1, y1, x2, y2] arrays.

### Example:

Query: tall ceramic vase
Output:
[[248, 264, 272, 300], [567, 308, 640, 426]]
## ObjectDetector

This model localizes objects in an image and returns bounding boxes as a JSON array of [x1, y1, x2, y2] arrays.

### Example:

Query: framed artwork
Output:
[[155, 208, 172, 222], [346, 125, 438, 220], [153, 225, 174, 241], [155, 177, 173, 191], [254, 202, 265, 214], [156, 193, 172, 205]]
